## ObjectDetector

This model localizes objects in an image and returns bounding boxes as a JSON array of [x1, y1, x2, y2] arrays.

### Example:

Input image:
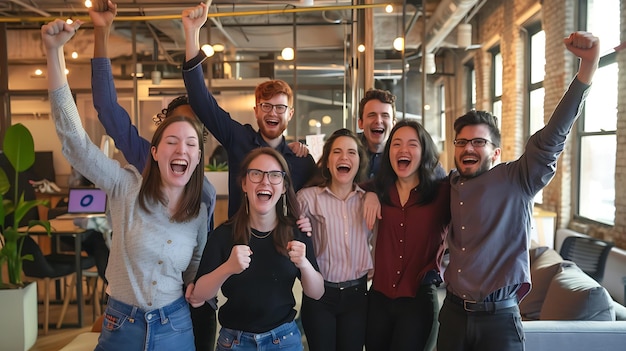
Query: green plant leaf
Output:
[[0, 167, 9, 196], [3, 123, 35, 172]]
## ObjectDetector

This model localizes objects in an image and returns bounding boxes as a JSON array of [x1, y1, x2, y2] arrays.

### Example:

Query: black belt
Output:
[[324, 276, 366, 290], [447, 292, 518, 313]]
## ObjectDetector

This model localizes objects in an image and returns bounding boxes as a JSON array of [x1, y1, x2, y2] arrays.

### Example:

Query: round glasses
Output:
[[257, 102, 290, 114], [246, 169, 285, 185]]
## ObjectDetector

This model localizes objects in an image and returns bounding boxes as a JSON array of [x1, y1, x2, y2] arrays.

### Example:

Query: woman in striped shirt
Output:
[[297, 128, 374, 351]]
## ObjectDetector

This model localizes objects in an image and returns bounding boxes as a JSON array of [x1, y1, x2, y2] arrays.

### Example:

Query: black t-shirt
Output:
[[196, 222, 319, 333]]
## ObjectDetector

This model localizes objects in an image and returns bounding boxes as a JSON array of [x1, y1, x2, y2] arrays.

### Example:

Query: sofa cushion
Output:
[[540, 264, 615, 321], [613, 301, 626, 321], [520, 247, 564, 320]]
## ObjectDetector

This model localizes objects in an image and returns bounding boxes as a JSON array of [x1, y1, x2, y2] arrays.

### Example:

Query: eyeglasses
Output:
[[453, 138, 494, 148], [257, 102, 290, 114], [247, 169, 285, 185]]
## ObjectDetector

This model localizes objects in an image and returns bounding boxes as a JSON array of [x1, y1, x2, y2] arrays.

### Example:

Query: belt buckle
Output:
[[463, 300, 477, 312]]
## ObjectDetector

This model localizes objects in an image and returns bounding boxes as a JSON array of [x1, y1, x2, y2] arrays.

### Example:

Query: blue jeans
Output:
[[95, 296, 195, 351], [216, 320, 303, 351]]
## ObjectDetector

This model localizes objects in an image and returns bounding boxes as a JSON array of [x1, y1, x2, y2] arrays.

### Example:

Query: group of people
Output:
[[40, 0, 600, 350]]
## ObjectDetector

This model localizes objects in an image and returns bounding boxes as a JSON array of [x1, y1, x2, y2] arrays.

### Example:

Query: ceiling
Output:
[[2, 0, 484, 80]]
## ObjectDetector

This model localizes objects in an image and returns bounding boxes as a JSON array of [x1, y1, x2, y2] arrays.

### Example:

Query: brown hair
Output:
[[358, 88, 397, 121], [255, 80, 294, 107], [229, 147, 299, 256], [138, 115, 205, 222], [317, 128, 369, 187]]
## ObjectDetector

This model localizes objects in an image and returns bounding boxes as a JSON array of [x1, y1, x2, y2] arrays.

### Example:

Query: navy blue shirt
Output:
[[183, 51, 316, 217]]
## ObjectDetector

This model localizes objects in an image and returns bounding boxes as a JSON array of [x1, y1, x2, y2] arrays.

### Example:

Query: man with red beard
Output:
[[182, 2, 316, 217]]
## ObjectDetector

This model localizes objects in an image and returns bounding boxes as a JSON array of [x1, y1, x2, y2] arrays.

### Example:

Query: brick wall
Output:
[[442, 0, 626, 248]]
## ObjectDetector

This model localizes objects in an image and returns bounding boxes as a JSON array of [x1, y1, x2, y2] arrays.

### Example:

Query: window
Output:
[[466, 62, 476, 111], [575, 0, 619, 224], [491, 47, 502, 128], [527, 23, 545, 204], [438, 83, 446, 147]]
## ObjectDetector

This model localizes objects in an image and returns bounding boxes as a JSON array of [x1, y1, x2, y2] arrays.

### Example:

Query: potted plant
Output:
[[0, 123, 51, 350], [204, 159, 229, 195]]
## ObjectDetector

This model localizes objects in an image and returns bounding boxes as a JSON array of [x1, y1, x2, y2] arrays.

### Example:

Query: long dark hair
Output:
[[373, 120, 441, 205], [229, 147, 299, 256], [138, 115, 205, 222]]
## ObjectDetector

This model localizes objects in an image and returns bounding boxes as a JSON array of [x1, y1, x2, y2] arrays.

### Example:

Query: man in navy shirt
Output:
[[182, 2, 316, 217]]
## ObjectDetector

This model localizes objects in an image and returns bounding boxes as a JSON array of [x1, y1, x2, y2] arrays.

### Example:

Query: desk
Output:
[[21, 219, 87, 328]]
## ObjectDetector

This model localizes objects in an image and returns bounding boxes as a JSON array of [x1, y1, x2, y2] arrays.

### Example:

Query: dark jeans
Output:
[[300, 277, 368, 351], [365, 284, 439, 351], [437, 296, 524, 351], [190, 301, 217, 351]]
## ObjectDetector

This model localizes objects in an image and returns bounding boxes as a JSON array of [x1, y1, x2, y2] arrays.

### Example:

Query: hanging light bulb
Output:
[[393, 37, 404, 51], [357, 44, 365, 53], [71, 51, 78, 59], [201, 44, 215, 57], [281, 47, 295, 61]]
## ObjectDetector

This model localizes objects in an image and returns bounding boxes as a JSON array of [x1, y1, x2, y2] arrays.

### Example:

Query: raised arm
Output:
[[90, 1, 150, 170], [563, 31, 599, 85], [43, 19, 79, 91], [43, 19, 126, 192], [183, 1, 210, 62], [181, 1, 240, 147]]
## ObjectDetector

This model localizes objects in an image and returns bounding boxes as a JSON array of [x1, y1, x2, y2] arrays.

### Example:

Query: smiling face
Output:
[[151, 120, 201, 190], [327, 136, 360, 187], [454, 124, 501, 178], [358, 99, 394, 153], [254, 93, 294, 141], [389, 126, 422, 181], [242, 153, 286, 216]]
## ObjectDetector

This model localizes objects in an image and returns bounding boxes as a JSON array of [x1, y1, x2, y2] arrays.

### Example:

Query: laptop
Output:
[[55, 188, 108, 220]]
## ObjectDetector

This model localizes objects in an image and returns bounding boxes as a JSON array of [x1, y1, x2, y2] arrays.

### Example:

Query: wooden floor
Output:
[[29, 279, 103, 351]]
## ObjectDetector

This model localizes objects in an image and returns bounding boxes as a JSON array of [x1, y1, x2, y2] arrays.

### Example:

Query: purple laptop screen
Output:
[[67, 188, 107, 214]]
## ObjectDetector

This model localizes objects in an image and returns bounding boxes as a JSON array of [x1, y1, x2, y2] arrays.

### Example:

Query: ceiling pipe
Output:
[[424, 0, 479, 53], [8, 0, 50, 17], [0, 3, 387, 23]]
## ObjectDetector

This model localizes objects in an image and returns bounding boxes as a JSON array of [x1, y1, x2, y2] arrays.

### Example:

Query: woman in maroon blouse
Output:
[[364, 120, 451, 351]]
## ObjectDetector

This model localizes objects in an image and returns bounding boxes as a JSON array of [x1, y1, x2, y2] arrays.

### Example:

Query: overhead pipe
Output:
[[8, 0, 50, 17], [423, 0, 478, 53], [0, 3, 387, 23]]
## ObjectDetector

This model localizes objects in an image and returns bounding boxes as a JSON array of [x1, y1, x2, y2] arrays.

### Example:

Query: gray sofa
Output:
[[518, 239, 626, 350], [523, 320, 626, 351]]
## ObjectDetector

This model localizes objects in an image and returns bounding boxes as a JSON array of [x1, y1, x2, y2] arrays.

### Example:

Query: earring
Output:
[[282, 194, 287, 216], [245, 193, 249, 215]]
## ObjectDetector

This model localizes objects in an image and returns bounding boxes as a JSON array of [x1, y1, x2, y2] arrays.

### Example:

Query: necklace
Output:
[[251, 229, 273, 239]]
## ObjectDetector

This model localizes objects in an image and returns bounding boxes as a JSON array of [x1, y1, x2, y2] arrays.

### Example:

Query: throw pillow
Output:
[[540, 264, 615, 321], [520, 247, 564, 320]]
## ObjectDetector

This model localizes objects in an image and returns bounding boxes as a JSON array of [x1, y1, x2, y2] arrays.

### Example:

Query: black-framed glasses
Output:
[[453, 138, 495, 148], [257, 102, 290, 114], [247, 169, 285, 185]]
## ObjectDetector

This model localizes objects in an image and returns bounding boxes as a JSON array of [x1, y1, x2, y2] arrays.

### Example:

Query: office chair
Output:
[[559, 236, 614, 283], [20, 236, 95, 334]]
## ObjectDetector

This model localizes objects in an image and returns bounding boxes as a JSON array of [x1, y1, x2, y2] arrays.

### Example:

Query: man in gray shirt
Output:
[[437, 31, 599, 351]]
